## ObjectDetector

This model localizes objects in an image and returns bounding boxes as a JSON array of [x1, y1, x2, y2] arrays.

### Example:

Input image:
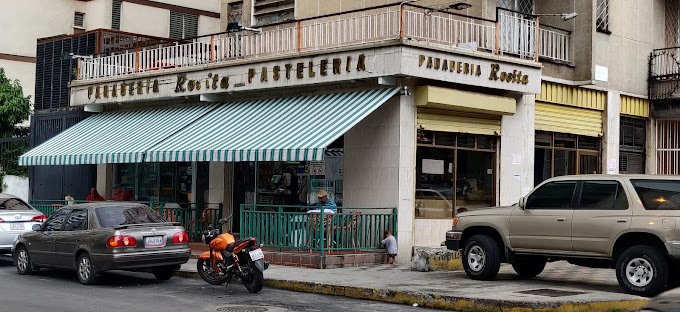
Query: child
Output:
[[381, 230, 398, 264]]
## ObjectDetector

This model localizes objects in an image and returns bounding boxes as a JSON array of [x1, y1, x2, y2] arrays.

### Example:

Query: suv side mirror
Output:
[[32, 224, 42, 231], [518, 196, 527, 210]]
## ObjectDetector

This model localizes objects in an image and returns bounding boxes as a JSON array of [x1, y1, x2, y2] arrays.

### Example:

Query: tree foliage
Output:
[[0, 68, 31, 137]]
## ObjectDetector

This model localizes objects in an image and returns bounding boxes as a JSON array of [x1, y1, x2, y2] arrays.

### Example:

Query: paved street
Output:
[[0, 259, 435, 312]]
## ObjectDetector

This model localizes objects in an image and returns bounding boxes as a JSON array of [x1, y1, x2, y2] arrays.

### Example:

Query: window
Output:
[[254, 0, 294, 26], [667, 0, 680, 47], [74, 12, 85, 28], [534, 131, 601, 186], [656, 120, 680, 175], [43, 209, 70, 231], [112, 0, 122, 30], [227, 2, 243, 27], [63, 209, 88, 231], [169, 11, 198, 39], [0, 198, 33, 211], [631, 180, 680, 210], [620, 117, 646, 174], [578, 181, 628, 210], [96, 205, 162, 228], [498, 0, 534, 14], [596, 0, 610, 33], [526, 181, 576, 209]]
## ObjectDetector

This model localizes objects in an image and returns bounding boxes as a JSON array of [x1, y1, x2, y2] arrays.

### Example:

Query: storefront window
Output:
[[113, 162, 195, 203], [416, 131, 497, 219], [619, 117, 646, 174], [534, 131, 601, 186]]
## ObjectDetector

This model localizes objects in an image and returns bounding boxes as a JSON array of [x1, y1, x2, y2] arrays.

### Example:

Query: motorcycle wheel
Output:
[[243, 264, 264, 294], [196, 258, 228, 285]]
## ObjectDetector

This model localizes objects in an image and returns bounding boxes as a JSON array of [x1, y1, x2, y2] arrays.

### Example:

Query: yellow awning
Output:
[[415, 86, 516, 115]]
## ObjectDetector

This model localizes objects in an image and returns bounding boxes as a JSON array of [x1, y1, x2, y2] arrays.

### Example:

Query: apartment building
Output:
[[18, 0, 675, 261]]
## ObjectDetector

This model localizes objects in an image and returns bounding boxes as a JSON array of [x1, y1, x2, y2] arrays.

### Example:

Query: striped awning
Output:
[[146, 88, 400, 162], [19, 105, 216, 166]]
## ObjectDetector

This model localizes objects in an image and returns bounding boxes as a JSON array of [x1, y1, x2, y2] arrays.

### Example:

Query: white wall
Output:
[[344, 94, 416, 260], [83, 0, 113, 30], [0, 60, 36, 102], [121, 2, 171, 38], [603, 91, 621, 174], [199, 16, 221, 36], [3, 175, 29, 203], [160, 0, 221, 13], [499, 95, 535, 205]]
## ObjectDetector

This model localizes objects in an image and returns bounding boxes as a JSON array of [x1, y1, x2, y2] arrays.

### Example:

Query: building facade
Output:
[[19, 0, 676, 259]]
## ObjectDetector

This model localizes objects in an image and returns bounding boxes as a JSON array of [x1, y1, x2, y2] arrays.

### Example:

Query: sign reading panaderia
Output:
[[417, 55, 529, 85]]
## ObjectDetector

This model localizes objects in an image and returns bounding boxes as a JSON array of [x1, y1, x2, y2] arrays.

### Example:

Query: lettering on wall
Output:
[[417, 55, 530, 85], [88, 78, 160, 100]]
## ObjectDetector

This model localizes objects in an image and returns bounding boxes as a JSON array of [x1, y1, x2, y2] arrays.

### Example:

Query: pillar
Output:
[[499, 94, 535, 205], [603, 91, 621, 174]]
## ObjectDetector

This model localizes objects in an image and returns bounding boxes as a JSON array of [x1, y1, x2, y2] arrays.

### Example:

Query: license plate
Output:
[[10, 223, 24, 231], [144, 236, 165, 248], [249, 249, 264, 261]]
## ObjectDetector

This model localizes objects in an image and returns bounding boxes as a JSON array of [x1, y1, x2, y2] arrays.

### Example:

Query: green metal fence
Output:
[[240, 204, 397, 257], [29, 200, 222, 240]]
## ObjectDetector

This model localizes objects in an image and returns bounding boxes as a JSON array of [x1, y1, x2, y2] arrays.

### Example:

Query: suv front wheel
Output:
[[462, 235, 502, 280], [615, 245, 669, 297]]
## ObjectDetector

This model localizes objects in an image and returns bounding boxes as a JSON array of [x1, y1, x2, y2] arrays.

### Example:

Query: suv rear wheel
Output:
[[512, 256, 547, 278], [462, 235, 502, 280], [615, 245, 669, 297]]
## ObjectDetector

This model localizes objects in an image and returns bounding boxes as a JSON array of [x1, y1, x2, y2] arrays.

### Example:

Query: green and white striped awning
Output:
[[146, 88, 400, 162], [19, 105, 216, 166]]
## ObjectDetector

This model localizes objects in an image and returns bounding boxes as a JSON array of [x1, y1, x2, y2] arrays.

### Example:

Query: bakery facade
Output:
[[22, 44, 543, 258]]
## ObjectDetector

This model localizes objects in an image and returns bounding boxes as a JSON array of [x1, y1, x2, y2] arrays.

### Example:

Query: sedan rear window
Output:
[[631, 180, 680, 210], [96, 206, 163, 228], [0, 198, 33, 211]]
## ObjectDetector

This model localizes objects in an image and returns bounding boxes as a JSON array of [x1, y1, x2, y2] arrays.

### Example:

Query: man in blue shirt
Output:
[[314, 189, 337, 213]]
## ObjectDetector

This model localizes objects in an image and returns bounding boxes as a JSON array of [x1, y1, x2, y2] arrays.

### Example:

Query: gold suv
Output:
[[445, 175, 680, 297]]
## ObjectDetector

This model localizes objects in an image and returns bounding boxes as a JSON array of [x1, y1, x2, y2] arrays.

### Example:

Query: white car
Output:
[[0, 194, 47, 255]]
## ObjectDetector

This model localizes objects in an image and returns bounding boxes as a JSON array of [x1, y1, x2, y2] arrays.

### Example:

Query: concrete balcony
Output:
[[75, 4, 571, 82]]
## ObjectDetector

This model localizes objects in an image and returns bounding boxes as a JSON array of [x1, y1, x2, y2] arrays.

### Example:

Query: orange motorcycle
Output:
[[197, 217, 267, 293]]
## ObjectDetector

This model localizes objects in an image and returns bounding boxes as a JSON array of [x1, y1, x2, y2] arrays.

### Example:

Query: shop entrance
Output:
[[415, 131, 497, 219]]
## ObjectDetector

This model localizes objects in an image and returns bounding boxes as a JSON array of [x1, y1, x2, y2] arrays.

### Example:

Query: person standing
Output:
[[85, 187, 104, 201], [314, 189, 337, 213], [381, 230, 398, 264]]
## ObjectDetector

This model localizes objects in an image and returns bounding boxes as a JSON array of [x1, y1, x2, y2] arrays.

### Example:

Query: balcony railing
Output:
[[77, 4, 572, 81], [649, 47, 680, 100]]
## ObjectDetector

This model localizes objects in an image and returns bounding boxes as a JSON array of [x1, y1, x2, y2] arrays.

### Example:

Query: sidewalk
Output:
[[178, 259, 648, 311]]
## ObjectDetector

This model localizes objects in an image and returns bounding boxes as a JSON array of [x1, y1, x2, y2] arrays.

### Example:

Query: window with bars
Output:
[[228, 2, 243, 26], [74, 12, 85, 28], [254, 0, 294, 26], [169, 11, 198, 40], [596, 0, 610, 33], [112, 0, 122, 30], [619, 117, 646, 174], [667, 0, 680, 47], [498, 0, 534, 14]]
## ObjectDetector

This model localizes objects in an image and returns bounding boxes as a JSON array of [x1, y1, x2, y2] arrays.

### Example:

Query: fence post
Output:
[[399, 4, 405, 39], [319, 206, 325, 259], [134, 49, 140, 73], [534, 16, 540, 62], [210, 35, 215, 63], [296, 21, 302, 52]]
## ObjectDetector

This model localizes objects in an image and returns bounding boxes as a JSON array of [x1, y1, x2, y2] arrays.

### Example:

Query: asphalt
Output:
[[0, 258, 437, 312], [178, 258, 650, 312]]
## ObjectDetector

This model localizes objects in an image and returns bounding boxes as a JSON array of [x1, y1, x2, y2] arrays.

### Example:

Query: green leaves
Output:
[[0, 68, 31, 138]]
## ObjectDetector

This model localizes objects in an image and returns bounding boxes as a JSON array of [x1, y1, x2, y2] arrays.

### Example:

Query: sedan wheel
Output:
[[77, 253, 98, 285], [15, 246, 35, 275]]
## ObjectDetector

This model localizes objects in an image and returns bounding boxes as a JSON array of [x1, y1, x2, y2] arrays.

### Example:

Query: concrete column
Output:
[[343, 93, 415, 260], [208, 161, 226, 205], [603, 91, 621, 174], [96, 164, 112, 199], [647, 118, 657, 174], [499, 94, 535, 205]]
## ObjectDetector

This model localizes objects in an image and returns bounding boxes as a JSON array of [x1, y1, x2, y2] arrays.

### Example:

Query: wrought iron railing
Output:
[[77, 4, 572, 81], [0, 137, 29, 176], [29, 200, 222, 240], [240, 204, 397, 257]]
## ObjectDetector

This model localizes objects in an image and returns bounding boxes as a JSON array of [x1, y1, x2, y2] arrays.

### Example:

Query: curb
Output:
[[176, 270, 647, 312]]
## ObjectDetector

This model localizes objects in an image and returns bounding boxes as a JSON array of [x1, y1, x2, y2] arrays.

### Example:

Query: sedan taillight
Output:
[[172, 231, 189, 244], [32, 215, 48, 222], [107, 235, 137, 248]]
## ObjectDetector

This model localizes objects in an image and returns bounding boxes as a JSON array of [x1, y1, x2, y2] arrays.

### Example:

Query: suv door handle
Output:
[[556, 217, 567, 222], [617, 219, 628, 223]]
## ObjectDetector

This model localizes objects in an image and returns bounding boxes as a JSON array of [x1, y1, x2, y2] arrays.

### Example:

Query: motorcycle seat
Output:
[[226, 237, 255, 252]]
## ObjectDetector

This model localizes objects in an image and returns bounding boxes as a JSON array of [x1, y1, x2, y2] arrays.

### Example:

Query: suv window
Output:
[[43, 209, 70, 231], [0, 198, 33, 211], [631, 179, 680, 210], [63, 209, 88, 231], [526, 181, 576, 209], [578, 181, 629, 210]]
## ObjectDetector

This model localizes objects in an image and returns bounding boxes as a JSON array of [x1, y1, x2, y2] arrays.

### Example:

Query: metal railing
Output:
[[0, 137, 28, 176], [77, 4, 572, 81], [240, 204, 397, 257], [29, 200, 222, 240]]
